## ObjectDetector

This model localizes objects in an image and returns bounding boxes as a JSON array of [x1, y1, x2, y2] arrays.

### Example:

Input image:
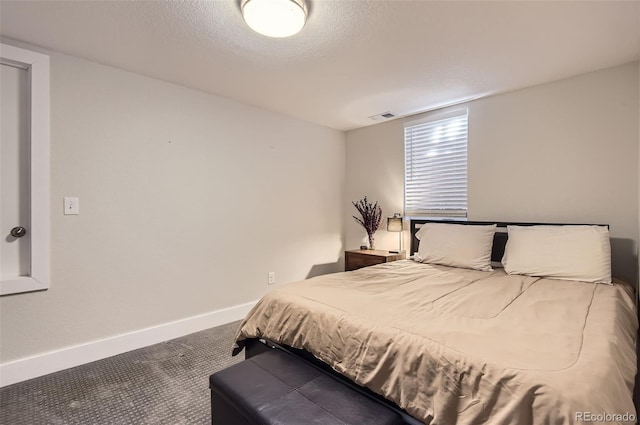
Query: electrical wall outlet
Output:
[[268, 272, 276, 285]]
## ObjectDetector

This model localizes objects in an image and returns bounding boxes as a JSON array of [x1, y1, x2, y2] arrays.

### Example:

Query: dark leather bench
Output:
[[209, 348, 403, 425]]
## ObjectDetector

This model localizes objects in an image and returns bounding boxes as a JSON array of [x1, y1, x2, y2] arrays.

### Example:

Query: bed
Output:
[[233, 220, 638, 424]]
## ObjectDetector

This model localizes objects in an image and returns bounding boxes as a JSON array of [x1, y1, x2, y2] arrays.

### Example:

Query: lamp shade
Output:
[[242, 0, 307, 38], [387, 215, 403, 232]]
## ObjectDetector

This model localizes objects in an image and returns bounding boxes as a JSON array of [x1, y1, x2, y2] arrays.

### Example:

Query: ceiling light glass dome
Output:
[[241, 0, 307, 38]]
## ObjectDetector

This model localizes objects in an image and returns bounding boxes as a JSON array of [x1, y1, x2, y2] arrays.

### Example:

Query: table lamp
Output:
[[387, 213, 403, 253]]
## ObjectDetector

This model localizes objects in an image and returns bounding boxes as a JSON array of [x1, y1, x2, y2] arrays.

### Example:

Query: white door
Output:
[[0, 43, 49, 297], [0, 63, 31, 281]]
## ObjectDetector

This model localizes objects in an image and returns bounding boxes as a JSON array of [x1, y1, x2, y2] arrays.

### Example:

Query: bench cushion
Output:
[[210, 349, 402, 425]]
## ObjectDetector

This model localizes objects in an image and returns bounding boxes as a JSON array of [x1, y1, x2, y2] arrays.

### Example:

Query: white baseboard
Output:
[[0, 300, 257, 387]]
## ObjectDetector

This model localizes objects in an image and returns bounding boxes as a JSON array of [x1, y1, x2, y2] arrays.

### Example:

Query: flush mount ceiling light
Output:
[[241, 0, 308, 38]]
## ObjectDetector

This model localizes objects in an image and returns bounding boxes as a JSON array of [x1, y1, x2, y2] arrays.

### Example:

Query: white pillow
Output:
[[415, 223, 496, 271], [502, 225, 611, 284]]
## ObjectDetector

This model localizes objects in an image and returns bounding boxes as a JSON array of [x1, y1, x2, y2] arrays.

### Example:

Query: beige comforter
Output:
[[234, 260, 638, 424]]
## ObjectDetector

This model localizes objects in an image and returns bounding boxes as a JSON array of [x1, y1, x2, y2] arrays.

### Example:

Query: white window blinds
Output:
[[404, 110, 468, 218]]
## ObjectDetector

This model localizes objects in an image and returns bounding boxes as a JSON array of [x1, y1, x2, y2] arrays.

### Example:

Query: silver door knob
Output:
[[10, 226, 27, 238]]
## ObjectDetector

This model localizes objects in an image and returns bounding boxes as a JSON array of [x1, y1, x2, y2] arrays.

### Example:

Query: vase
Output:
[[368, 233, 375, 250]]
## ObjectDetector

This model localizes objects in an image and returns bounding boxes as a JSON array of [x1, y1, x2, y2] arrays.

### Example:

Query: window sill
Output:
[[1, 277, 49, 296]]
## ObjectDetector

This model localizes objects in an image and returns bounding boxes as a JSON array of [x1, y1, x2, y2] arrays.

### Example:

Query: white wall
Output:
[[0, 46, 345, 364], [346, 62, 639, 285]]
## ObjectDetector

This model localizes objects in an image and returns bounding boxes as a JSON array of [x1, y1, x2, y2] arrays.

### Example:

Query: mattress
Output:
[[234, 260, 638, 424]]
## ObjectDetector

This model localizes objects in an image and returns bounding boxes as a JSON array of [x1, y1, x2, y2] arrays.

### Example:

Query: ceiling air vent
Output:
[[368, 112, 396, 121]]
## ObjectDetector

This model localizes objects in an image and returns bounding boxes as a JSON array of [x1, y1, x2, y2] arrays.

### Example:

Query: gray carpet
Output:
[[0, 320, 243, 425]]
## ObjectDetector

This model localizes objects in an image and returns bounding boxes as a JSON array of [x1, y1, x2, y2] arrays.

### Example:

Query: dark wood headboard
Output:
[[410, 219, 608, 263]]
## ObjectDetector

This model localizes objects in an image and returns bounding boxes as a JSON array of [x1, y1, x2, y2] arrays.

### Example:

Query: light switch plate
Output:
[[64, 197, 79, 215]]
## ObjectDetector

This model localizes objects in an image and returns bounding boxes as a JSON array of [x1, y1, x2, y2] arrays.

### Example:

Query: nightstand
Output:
[[345, 249, 406, 271]]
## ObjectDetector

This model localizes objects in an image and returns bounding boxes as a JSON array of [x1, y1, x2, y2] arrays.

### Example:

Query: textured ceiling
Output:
[[1, 0, 639, 131]]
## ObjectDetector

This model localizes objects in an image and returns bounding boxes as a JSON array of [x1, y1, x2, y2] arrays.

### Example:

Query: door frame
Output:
[[1, 43, 50, 296]]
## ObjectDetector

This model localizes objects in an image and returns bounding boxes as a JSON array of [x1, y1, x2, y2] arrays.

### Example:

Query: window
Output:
[[404, 109, 468, 218]]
